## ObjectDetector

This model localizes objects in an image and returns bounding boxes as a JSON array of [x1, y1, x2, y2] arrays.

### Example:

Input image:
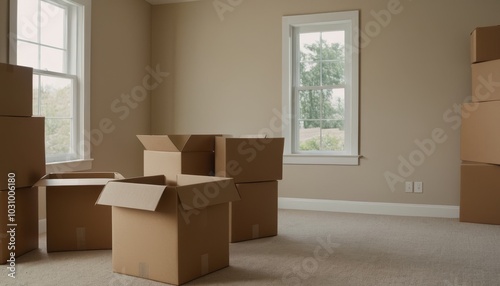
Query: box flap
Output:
[[137, 135, 219, 152], [175, 175, 240, 210], [35, 172, 124, 187], [96, 176, 168, 211]]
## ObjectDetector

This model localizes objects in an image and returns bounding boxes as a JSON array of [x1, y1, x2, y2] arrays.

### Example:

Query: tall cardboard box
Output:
[[215, 137, 284, 183], [34, 172, 124, 252], [0, 116, 45, 191], [0, 63, 33, 117], [471, 25, 500, 64], [230, 181, 278, 243], [0, 187, 38, 264], [460, 101, 500, 164], [472, 59, 500, 102], [460, 163, 500, 225], [138, 135, 219, 184], [96, 175, 240, 285]]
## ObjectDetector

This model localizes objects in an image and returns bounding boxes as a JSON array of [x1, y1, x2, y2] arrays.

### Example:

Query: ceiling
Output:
[[145, 0, 199, 4]]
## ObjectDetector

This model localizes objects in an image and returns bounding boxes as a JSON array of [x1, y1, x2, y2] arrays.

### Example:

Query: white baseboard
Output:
[[39, 219, 46, 234], [278, 197, 459, 219]]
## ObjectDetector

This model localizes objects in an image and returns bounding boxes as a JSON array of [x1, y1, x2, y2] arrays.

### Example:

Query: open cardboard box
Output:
[[137, 135, 220, 184], [215, 136, 284, 183], [96, 174, 240, 285], [34, 172, 124, 252]]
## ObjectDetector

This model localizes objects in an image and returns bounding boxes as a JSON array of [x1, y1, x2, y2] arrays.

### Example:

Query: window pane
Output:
[[298, 121, 321, 151], [300, 61, 320, 86], [299, 32, 320, 61], [40, 75, 73, 118], [319, 126, 344, 151], [299, 90, 321, 120], [17, 41, 39, 69], [322, 61, 345, 86], [40, 2, 66, 49], [41, 46, 65, 73], [321, 31, 345, 60], [322, 89, 345, 122], [45, 118, 72, 156], [17, 0, 39, 42]]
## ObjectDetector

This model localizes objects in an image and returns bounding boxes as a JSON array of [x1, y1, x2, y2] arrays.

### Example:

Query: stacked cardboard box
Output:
[[0, 63, 45, 264], [34, 172, 124, 252], [215, 136, 284, 242], [96, 174, 240, 285], [460, 25, 500, 224]]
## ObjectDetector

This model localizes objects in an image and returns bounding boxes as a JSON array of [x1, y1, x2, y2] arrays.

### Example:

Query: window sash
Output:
[[282, 11, 359, 165], [10, 0, 90, 167]]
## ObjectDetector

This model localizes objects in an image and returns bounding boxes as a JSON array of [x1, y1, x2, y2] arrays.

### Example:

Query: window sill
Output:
[[284, 154, 360, 165], [46, 158, 94, 173]]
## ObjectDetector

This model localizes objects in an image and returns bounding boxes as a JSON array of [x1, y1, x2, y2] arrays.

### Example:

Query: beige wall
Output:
[[90, 0, 151, 177], [151, 0, 500, 206]]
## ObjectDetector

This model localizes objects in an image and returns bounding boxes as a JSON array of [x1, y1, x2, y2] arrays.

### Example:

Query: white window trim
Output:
[[9, 0, 92, 172], [282, 11, 360, 165]]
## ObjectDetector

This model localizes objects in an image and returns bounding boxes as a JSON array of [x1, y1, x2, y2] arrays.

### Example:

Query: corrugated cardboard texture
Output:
[[215, 137, 284, 183], [137, 135, 219, 152], [0, 187, 38, 264], [104, 175, 236, 285], [461, 102, 500, 164], [472, 59, 500, 102], [41, 172, 123, 252], [230, 181, 278, 243], [0, 63, 33, 117], [144, 151, 214, 185], [471, 26, 500, 63], [460, 163, 500, 224], [0, 116, 45, 191]]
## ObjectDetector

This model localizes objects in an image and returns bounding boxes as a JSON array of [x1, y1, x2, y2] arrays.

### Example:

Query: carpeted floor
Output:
[[2, 209, 500, 285]]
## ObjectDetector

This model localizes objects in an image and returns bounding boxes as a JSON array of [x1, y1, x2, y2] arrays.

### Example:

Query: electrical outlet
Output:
[[405, 181, 413, 193], [414, 182, 423, 193]]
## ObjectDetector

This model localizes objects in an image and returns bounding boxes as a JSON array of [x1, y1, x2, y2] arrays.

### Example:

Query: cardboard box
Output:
[[0, 187, 38, 264], [34, 172, 124, 252], [471, 26, 500, 64], [230, 181, 278, 243], [138, 135, 219, 184], [461, 101, 500, 164], [472, 59, 500, 102], [0, 116, 45, 191], [96, 174, 240, 285], [0, 63, 33, 117], [215, 137, 284, 183], [460, 163, 500, 224]]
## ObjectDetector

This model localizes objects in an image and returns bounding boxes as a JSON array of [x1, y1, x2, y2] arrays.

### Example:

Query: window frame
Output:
[[282, 11, 360, 165], [9, 0, 92, 172]]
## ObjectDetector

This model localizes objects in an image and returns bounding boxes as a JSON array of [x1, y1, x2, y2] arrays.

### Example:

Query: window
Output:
[[10, 0, 92, 170], [282, 11, 359, 165]]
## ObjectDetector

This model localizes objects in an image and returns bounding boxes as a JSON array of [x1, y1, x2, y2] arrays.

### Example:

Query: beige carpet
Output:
[[2, 209, 500, 285]]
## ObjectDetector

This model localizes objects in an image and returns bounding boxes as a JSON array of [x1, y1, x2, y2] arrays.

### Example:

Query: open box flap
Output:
[[137, 135, 219, 152], [96, 175, 168, 211], [175, 175, 240, 210]]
